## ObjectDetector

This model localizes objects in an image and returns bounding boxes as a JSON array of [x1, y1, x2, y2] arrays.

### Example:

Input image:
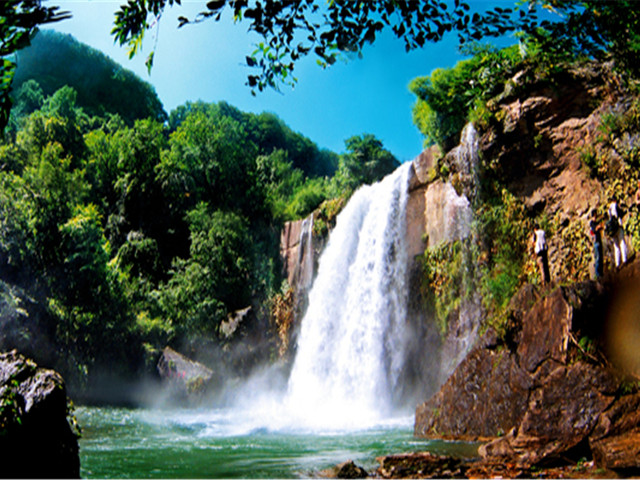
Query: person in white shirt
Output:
[[532, 226, 550, 284], [607, 200, 627, 268]]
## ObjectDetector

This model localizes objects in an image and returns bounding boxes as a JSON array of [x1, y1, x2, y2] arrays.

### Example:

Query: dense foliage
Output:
[[410, 43, 523, 150], [0, 33, 398, 392], [11, 30, 167, 129]]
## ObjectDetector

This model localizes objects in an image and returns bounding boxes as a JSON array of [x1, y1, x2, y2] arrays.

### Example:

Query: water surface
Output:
[[78, 406, 478, 478]]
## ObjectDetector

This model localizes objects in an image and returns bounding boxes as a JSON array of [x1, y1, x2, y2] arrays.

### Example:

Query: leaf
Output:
[[206, 0, 227, 11], [246, 55, 257, 66], [145, 51, 154, 75]]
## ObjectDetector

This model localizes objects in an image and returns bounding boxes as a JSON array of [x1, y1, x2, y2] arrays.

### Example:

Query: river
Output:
[[77, 406, 478, 478]]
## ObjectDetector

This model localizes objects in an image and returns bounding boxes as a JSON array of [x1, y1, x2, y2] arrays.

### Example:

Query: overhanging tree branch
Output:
[[0, 1, 71, 132]]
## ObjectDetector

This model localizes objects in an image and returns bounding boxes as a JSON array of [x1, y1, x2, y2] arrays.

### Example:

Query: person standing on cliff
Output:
[[533, 226, 550, 284], [589, 209, 604, 279], [607, 199, 628, 268]]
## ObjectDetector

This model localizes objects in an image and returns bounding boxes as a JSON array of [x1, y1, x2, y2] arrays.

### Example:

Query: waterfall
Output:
[[297, 212, 315, 292], [285, 163, 413, 430]]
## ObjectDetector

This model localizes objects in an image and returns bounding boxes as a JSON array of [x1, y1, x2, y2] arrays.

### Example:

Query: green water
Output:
[[77, 406, 479, 478]]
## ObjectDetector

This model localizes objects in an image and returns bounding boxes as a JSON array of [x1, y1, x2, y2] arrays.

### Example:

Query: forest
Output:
[[0, 30, 399, 395]]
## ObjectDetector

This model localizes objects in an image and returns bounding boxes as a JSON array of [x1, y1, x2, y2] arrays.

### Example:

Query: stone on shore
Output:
[[0, 349, 80, 478]]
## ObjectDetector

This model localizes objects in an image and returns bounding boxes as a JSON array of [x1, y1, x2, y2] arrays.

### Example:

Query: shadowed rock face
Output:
[[0, 350, 80, 478], [415, 263, 640, 471]]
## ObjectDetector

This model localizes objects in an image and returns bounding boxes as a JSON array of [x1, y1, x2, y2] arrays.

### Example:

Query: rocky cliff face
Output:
[[0, 350, 80, 478], [481, 61, 636, 279], [280, 212, 317, 298], [415, 266, 640, 471], [413, 61, 640, 473]]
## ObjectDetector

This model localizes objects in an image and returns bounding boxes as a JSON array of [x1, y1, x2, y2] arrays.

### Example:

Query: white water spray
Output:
[[284, 163, 413, 430]]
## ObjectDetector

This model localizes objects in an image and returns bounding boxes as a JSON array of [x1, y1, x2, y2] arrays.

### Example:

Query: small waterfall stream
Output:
[[285, 163, 413, 429]]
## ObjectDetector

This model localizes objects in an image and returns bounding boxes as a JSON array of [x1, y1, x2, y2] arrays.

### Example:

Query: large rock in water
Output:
[[415, 265, 640, 471], [157, 346, 214, 398], [0, 350, 80, 478]]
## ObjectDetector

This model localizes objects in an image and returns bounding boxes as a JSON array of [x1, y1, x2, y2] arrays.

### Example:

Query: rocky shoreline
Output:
[[324, 262, 640, 479]]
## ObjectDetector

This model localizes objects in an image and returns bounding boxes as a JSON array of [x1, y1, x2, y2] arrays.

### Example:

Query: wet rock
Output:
[[423, 180, 473, 248], [415, 346, 531, 440], [408, 145, 441, 190], [279, 212, 316, 296], [376, 452, 466, 479], [157, 346, 213, 397], [0, 350, 80, 478], [590, 393, 640, 470], [335, 460, 368, 479]]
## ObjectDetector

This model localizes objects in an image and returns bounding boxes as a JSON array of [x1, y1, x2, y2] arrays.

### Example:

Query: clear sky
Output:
[[46, 0, 518, 163]]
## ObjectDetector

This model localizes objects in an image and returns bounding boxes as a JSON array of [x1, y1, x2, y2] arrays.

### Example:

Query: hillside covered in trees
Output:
[[0, 30, 399, 397]]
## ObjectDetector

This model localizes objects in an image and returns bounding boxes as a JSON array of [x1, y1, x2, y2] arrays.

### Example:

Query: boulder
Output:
[[589, 393, 640, 470], [480, 362, 618, 466], [415, 345, 531, 440], [376, 452, 466, 479], [0, 350, 80, 478], [157, 346, 214, 397], [335, 460, 368, 479]]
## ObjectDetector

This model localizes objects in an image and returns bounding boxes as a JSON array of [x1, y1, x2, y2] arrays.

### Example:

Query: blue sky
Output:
[[47, 0, 518, 163]]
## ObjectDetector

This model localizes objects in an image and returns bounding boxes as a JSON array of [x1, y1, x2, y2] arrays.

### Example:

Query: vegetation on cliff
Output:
[[414, 27, 640, 339]]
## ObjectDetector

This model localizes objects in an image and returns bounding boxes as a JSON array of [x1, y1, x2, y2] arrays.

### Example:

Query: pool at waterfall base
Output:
[[77, 406, 479, 478]]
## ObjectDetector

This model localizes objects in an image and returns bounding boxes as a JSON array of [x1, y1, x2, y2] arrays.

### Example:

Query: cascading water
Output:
[[284, 162, 413, 430]]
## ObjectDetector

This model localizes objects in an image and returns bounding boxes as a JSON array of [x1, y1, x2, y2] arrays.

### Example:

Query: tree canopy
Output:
[[12, 30, 167, 127], [111, 0, 640, 95], [3, 2, 640, 133]]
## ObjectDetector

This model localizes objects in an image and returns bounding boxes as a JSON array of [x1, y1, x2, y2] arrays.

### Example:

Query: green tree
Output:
[[410, 44, 521, 149], [21, 142, 88, 272], [54, 203, 139, 384], [158, 109, 265, 221], [158, 206, 252, 339], [256, 149, 303, 221], [0, 171, 36, 275], [335, 134, 399, 190], [58, 203, 110, 305]]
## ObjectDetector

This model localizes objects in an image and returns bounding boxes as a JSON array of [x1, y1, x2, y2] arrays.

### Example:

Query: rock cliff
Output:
[[0, 350, 80, 478], [415, 265, 640, 471], [412, 60, 640, 473]]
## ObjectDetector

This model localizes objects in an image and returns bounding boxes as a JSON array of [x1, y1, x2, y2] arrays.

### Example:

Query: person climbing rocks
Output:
[[588, 209, 604, 279], [606, 199, 628, 268], [532, 225, 550, 284]]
